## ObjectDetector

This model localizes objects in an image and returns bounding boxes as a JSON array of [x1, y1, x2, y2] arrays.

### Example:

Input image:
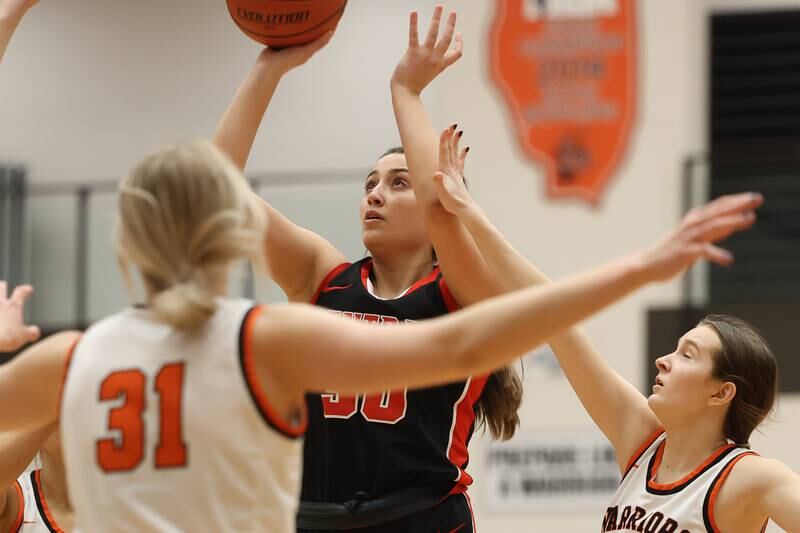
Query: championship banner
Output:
[[489, 0, 637, 204]]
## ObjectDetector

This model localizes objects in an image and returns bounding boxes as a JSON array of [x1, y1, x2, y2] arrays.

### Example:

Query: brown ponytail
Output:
[[475, 364, 523, 441]]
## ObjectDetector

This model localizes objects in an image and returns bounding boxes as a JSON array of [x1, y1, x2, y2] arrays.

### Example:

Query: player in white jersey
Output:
[[426, 128, 800, 532], [0, 138, 762, 532]]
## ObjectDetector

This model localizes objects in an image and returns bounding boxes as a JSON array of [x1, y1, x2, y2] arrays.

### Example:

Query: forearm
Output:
[[443, 252, 650, 379], [390, 83, 443, 208], [0, 424, 52, 487], [456, 203, 654, 445], [0, 11, 23, 62], [458, 205, 550, 290], [214, 58, 284, 170]]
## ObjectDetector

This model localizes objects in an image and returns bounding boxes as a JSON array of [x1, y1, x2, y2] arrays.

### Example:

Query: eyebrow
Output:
[[365, 168, 410, 180]]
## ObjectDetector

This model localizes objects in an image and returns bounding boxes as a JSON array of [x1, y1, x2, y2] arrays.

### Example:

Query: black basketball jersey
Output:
[[298, 258, 487, 529]]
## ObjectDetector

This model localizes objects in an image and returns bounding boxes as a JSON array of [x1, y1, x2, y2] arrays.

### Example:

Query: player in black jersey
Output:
[[215, 13, 522, 531]]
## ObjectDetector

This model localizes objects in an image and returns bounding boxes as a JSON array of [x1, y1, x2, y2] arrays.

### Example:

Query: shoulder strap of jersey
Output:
[[310, 262, 352, 304], [702, 449, 761, 533], [8, 480, 24, 533], [30, 470, 64, 533], [237, 305, 308, 440], [437, 274, 460, 312]]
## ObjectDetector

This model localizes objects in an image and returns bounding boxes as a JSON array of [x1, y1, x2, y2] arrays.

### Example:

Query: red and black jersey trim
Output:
[[644, 441, 738, 496], [310, 262, 352, 304], [31, 470, 65, 533], [238, 305, 307, 440]]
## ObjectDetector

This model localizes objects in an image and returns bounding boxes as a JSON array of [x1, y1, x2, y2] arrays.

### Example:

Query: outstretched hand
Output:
[[0, 282, 41, 352], [257, 30, 334, 76], [432, 126, 472, 216], [391, 6, 463, 95], [638, 193, 764, 282]]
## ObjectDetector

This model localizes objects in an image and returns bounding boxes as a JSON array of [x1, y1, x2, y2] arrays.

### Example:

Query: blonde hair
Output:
[[115, 140, 266, 329]]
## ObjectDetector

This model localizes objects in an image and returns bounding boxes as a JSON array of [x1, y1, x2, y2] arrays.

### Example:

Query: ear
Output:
[[708, 381, 737, 407]]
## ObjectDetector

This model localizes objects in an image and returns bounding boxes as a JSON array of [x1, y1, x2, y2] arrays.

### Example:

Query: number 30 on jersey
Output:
[[321, 389, 407, 424]]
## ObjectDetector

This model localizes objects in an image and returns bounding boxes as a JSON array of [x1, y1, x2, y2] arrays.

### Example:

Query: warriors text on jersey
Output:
[[10, 470, 64, 533], [298, 259, 488, 529], [603, 430, 764, 533], [60, 299, 305, 533]]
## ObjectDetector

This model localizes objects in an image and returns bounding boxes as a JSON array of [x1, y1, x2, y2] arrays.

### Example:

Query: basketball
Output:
[[226, 0, 347, 48]]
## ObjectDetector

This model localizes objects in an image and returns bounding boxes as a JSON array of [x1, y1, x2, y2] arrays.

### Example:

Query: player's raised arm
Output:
[[429, 128, 661, 469], [213, 36, 346, 302], [390, 7, 500, 306], [0, 0, 37, 63], [258, 191, 761, 398]]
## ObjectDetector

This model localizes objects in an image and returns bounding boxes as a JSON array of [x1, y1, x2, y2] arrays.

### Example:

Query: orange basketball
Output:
[[226, 0, 348, 48]]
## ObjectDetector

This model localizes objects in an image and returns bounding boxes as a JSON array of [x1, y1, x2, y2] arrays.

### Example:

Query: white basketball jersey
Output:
[[61, 299, 305, 533], [11, 470, 64, 533], [602, 431, 760, 533]]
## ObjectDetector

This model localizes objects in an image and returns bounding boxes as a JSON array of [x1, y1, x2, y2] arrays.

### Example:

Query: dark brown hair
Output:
[[700, 314, 777, 448], [475, 365, 524, 440], [377, 146, 523, 440]]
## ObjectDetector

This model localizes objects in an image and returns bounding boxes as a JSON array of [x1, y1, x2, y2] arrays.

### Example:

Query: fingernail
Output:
[[451, 123, 457, 130], [465, 147, 470, 152], [457, 131, 464, 138]]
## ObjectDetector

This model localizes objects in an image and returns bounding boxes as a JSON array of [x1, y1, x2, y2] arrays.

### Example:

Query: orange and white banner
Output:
[[489, 0, 637, 204]]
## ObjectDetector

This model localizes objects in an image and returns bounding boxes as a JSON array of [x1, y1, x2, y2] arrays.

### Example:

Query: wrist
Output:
[[255, 51, 290, 78], [458, 203, 485, 225], [390, 77, 422, 97], [619, 250, 653, 287]]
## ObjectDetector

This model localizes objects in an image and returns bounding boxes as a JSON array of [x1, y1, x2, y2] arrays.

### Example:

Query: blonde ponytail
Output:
[[116, 140, 266, 330]]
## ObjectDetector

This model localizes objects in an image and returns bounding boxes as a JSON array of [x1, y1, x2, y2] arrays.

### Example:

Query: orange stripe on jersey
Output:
[[241, 306, 308, 439], [706, 451, 758, 533], [648, 440, 736, 491], [623, 428, 665, 479], [311, 263, 352, 304], [9, 481, 23, 533], [438, 277, 460, 312], [32, 470, 65, 533], [447, 375, 488, 492], [57, 335, 81, 416]]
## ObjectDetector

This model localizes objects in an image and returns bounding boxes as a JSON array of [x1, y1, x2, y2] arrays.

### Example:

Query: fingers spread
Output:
[[701, 243, 734, 266], [691, 192, 763, 226], [424, 5, 444, 49], [25, 325, 41, 343], [695, 211, 756, 243], [10, 284, 34, 306], [408, 11, 419, 47], [435, 11, 458, 55], [442, 32, 464, 69], [438, 127, 452, 168]]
